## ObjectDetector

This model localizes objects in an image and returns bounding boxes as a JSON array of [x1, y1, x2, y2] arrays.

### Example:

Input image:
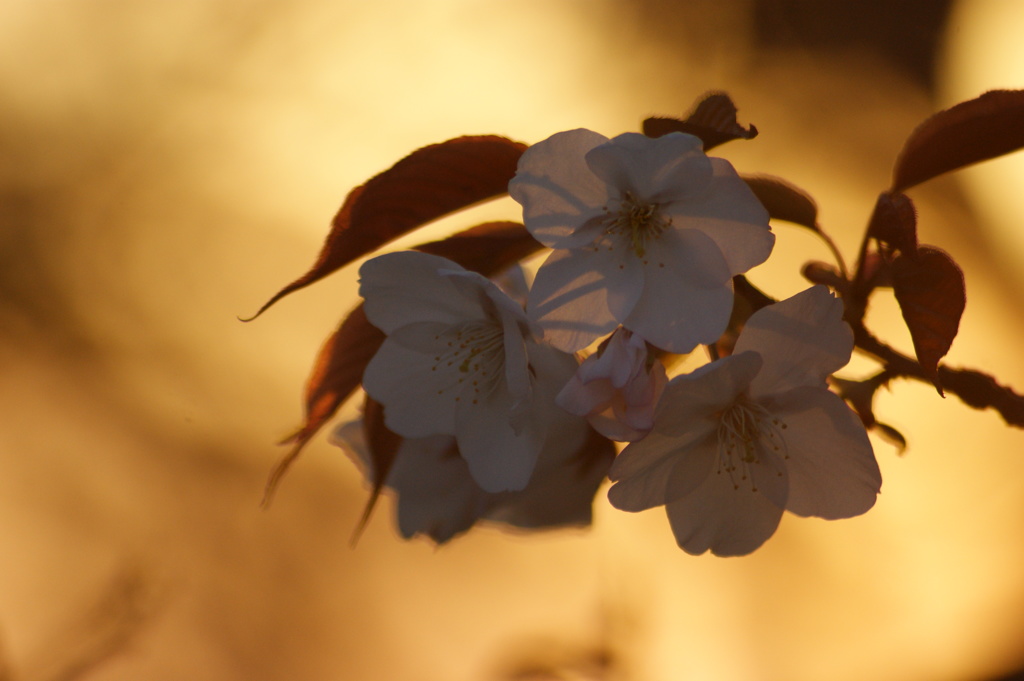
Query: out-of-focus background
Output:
[[2, 1, 1024, 679]]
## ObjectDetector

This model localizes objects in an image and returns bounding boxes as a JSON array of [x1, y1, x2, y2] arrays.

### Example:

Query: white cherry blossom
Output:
[[331, 409, 607, 544], [556, 327, 668, 442], [359, 251, 579, 493], [606, 286, 881, 556], [508, 129, 774, 353]]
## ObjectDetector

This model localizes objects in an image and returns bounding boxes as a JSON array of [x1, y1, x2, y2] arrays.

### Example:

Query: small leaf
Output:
[[802, 261, 845, 288], [873, 422, 908, 455], [247, 135, 527, 319], [263, 221, 540, 504], [891, 246, 966, 392], [742, 175, 819, 231], [643, 92, 758, 150], [866, 191, 917, 255], [892, 89, 1024, 191]]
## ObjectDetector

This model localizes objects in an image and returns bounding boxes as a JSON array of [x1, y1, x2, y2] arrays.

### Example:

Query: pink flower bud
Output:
[[556, 328, 667, 442]]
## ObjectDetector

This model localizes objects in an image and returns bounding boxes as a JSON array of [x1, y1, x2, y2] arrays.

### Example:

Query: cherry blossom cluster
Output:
[[336, 129, 882, 556]]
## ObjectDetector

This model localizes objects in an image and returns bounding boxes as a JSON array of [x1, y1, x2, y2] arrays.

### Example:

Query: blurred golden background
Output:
[[2, 1, 1024, 679]]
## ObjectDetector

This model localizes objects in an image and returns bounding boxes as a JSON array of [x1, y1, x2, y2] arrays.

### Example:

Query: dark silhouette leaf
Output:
[[891, 246, 966, 392], [867, 191, 917, 255], [742, 175, 819, 231], [892, 89, 1024, 191], [643, 92, 757, 150], [246, 135, 527, 319]]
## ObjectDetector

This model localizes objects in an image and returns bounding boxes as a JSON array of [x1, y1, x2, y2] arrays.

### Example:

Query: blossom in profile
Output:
[[508, 129, 774, 353], [359, 251, 579, 493], [556, 327, 668, 442], [606, 286, 881, 556], [331, 411, 609, 544]]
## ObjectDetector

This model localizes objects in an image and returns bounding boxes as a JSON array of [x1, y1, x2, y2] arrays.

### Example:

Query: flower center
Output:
[[604, 190, 672, 258], [715, 394, 788, 491], [431, 319, 505, 405]]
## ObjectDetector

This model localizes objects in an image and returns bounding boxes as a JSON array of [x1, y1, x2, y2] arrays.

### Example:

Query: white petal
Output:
[[736, 286, 854, 397], [527, 247, 639, 352], [665, 158, 773, 274], [584, 132, 707, 199], [388, 435, 488, 543], [665, 471, 785, 556], [767, 386, 881, 519], [621, 227, 734, 353], [508, 129, 611, 249], [484, 420, 610, 530], [359, 252, 479, 333], [361, 339, 458, 437], [654, 352, 762, 436], [455, 384, 542, 492], [607, 430, 717, 511]]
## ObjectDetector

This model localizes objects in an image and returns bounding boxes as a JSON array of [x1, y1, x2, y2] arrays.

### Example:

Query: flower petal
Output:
[[621, 227, 734, 353], [359, 252, 479, 333], [607, 430, 717, 511], [508, 128, 611, 249], [362, 339, 459, 437], [455, 383, 542, 492], [767, 386, 881, 519], [584, 132, 708, 199], [736, 286, 854, 397], [665, 471, 785, 556], [388, 435, 488, 543], [527, 246, 639, 352], [666, 158, 773, 274], [654, 351, 762, 436]]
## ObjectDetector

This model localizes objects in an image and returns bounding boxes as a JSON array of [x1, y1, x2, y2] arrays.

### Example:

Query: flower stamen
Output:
[[604, 190, 672, 258], [431, 320, 505, 403], [716, 394, 788, 491]]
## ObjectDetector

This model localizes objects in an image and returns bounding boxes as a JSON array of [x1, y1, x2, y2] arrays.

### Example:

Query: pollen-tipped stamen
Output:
[[603, 190, 672, 258], [716, 394, 789, 491]]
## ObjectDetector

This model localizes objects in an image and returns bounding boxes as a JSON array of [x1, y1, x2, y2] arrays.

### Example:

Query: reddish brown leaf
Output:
[[892, 89, 1024, 192], [263, 221, 542, 505], [643, 92, 757, 150], [415, 221, 541, 273], [742, 175, 819, 231], [867, 191, 918, 255], [350, 397, 404, 543], [247, 135, 527, 319], [891, 246, 966, 392], [262, 304, 384, 507]]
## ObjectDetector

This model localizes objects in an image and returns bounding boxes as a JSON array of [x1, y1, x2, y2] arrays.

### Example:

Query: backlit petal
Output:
[[736, 285, 854, 398], [767, 386, 881, 519], [666, 471, 785, 557]]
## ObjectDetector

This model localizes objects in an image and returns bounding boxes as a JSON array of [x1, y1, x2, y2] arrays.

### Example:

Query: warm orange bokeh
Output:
[[1, 2, 1023, 680]]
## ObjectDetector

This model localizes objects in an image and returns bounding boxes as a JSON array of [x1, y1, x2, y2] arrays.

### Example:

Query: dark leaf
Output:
[[263, 221, 541, 505], [350, 397, 404, 543], [802, 261, 845, 288], [414, 221, 541, 274], [742, 175, 819, 231], [867, 191, 918, 255], [873, 422, 908, 454], [262, 304, 384, 507], [643, 92, 757, 150], [246, 135, 527, 319], [892, 89, 1024, 191], [891, 246, 966, 392]]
